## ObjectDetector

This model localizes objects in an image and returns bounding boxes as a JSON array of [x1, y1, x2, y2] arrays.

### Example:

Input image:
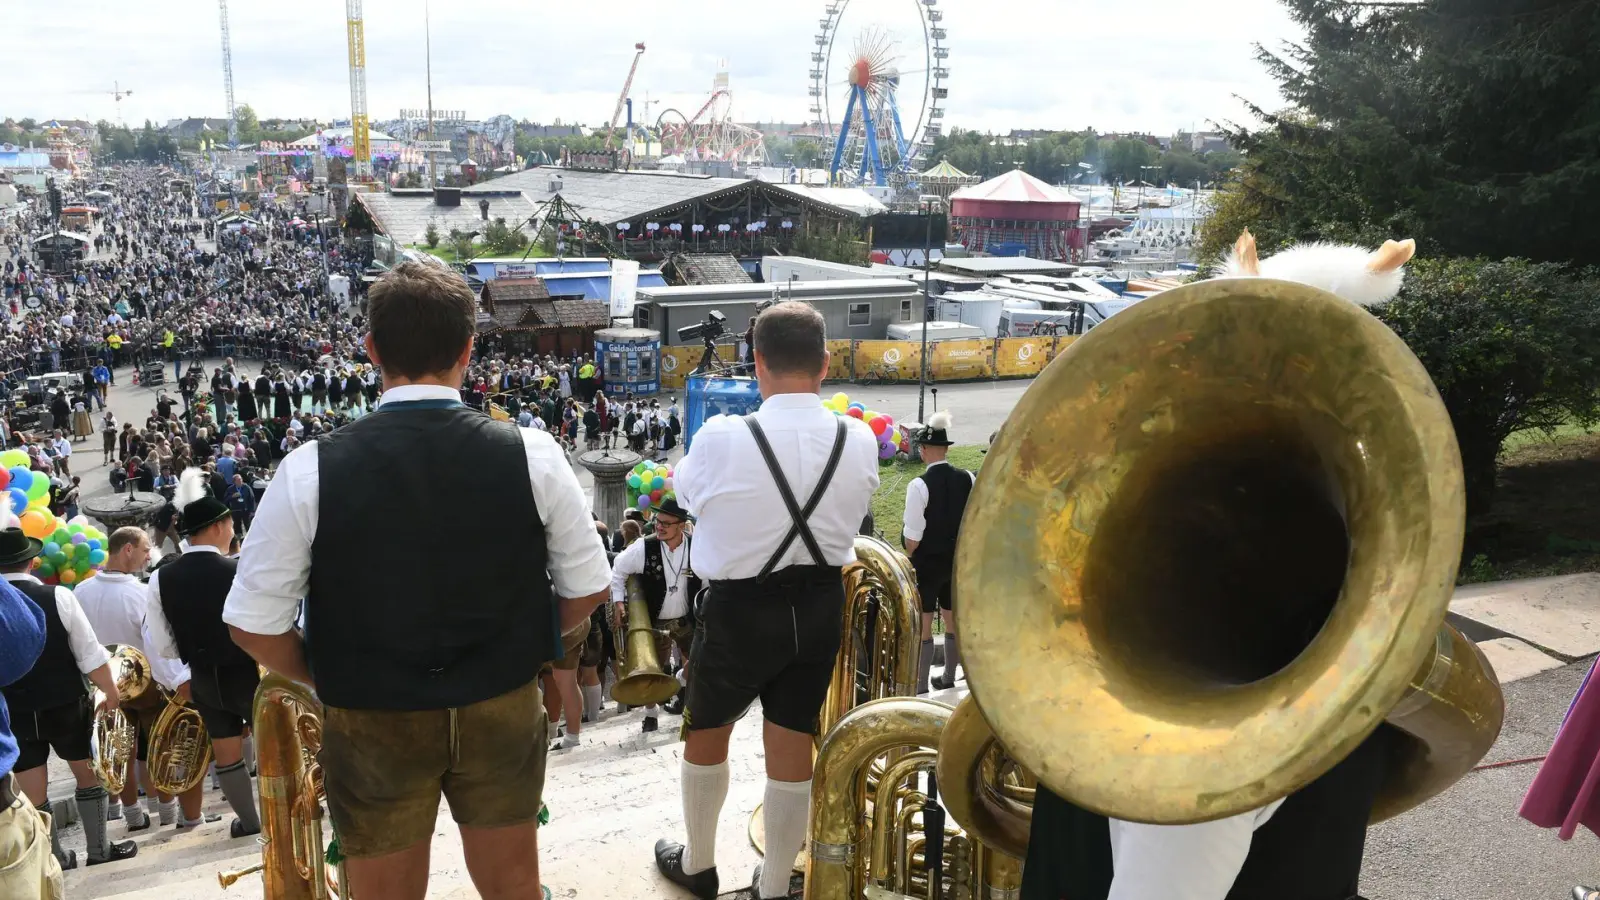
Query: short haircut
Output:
[[754, 302, 826, 377], [107, 526, 146, 555], [368, 261, 476, 379]]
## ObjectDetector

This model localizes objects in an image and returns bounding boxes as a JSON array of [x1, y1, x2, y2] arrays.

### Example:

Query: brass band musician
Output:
[[900, 411, 974, 694], [608, 497, 700, 733]]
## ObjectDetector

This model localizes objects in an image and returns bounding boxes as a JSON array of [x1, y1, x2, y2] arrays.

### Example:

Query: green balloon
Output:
[[74, 543, 90, 559], [52, 529, 69, 546], [48, 551, 67, 567], [36, 562, 55, 578], [26, 477, 47, 500]]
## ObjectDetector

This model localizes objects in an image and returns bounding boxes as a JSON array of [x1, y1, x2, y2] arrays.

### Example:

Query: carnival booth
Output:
[[594, 327, 662, 396]]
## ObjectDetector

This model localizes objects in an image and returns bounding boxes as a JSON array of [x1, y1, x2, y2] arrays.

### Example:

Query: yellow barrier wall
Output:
[[657, 345, 702, 390], [826, 340, 854, 382], [853, 340, 924, 383], [930, 339, 995, 381], [995, 337, 1052, 378]]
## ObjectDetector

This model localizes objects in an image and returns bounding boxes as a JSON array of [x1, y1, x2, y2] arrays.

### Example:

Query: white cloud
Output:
[[8, 0, 1300, 135]]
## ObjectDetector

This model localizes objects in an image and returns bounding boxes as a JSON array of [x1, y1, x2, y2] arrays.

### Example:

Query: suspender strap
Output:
[[743, 416, 849, 581]]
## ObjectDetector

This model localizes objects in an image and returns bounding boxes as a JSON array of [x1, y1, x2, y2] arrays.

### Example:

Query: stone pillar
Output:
[[577, 448, 643, 533]]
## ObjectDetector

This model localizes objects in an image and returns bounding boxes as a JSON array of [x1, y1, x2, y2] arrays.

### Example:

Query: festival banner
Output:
[[826, 340, 854, 382], [995, 337, 1051, 378], [658, 345, 702, 390], [852, 340, 924, 384], [929, 339, 995, 382]]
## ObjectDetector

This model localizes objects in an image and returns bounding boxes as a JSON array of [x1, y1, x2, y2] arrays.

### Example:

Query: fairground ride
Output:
[[810, 0, 950, 187], [654, 71, 768, 165]]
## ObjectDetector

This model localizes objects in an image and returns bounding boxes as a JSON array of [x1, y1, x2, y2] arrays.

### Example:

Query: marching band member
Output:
[[0, 524, 137, 868], [224, 262, 611, 900], [655, 302, 879, 900], [0, 575, 59, 896], [74, 527, 202, 830], [142, 468, 261, 838], [901, 411, 975, 694], [609, 497, 700, 733]]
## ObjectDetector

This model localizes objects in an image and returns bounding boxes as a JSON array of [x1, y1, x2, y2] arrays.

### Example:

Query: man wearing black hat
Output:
[[655, 302, 879, 900], [0, 524, 138, 869], [222, 262, 612, 900], [609, 497, 700, 733], [142, 468, 261, 838], [902, 410, 976, 693]]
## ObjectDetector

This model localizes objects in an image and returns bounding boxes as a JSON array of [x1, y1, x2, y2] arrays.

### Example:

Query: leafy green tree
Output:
[[1212, 0, 1600, 266], [234, 104, 260, 140], [482, 217, 529, 255], [424, 222, 440, 249], [792, 222, 869, 266], [1374, 259, 1600, 515], [446, 227, 478, 262]]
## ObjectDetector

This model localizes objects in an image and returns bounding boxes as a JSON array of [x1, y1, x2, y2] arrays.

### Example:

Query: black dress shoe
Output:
[[750, 861, 800, 898], [663, 694, 685, 716], [55, 849, 77, 871], [87, 840, 138, 865], [643, 715, 659, 733], [930, 674, 954, 691], [654, 839, 718, 900], [230, 819, 261, 839]]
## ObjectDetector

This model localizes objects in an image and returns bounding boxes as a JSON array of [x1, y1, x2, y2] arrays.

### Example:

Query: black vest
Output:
[[1020, 724, 1396, 900], [158, 551, 253, 668], [641, 536, 701, 625], [1, 579, 87, 712], [306, 405, 555, 711], [910, 463, 973, 564]]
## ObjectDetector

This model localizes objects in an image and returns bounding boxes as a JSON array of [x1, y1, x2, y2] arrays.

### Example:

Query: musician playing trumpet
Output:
[[0, 522, 137, 869]]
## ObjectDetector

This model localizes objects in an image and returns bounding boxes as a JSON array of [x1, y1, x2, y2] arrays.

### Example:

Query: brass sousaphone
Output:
[[949, 276, 1504, 827], [610, 575, 681, 708]]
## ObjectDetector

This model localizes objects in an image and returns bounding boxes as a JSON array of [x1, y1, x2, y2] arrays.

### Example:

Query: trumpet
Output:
[[609, 575, 679, 708]]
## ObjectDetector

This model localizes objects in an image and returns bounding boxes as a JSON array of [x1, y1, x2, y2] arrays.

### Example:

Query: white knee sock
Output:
[[582, 684, 604, 720], [680, 759, 729, 875], [758, 779, 812, 899]]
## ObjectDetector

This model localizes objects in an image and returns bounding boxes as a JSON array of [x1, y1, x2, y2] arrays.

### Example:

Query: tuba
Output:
[[90, 646, 151, 795], [948, 276, 1504, 827], [148, 691, 214, 795], [609, 575, 681, 708], [217, 673, 346, 898]]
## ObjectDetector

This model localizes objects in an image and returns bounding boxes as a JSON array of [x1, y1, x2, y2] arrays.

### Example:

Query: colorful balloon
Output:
[[650, 489, 664, 502], [831, 392, 850, 408], [19, 511, 52, 540], [0, 450, 26, 469], [878, 441, 898, 460], [637, 495, 651, 510], [846, 407, 864, 419], [869, 417, 888, 436], [89, 550, 107, 566], [25, 476, 47, 501], [58, 568, 76, 585], [52, 529, 69, 546], [7, 468, 30, 494], [8, 489, 27, 516]]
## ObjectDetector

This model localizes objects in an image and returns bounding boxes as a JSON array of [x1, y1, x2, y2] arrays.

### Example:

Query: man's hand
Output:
[[96, 690, 120, 715]]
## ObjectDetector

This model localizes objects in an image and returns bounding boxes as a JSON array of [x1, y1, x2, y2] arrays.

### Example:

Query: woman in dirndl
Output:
[[1520, 657, 1600, 899]]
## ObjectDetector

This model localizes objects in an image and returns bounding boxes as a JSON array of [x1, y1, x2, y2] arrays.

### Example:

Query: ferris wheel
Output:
[[809, 0, 950, 187]]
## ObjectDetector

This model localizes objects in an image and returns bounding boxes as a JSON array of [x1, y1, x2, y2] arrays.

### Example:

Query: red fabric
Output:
[[1521, 657, 1600, 840]]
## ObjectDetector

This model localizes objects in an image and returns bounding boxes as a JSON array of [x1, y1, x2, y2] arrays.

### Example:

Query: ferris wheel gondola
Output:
[[809, 0, 950, 187]]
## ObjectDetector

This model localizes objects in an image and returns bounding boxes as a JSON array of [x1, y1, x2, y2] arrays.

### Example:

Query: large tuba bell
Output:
[[90, 646, 152, 795], [218, 673, 347, 898], [148, 691, 214, 796], [609, 575, 681, 708], [950, 276, 1504, 825]]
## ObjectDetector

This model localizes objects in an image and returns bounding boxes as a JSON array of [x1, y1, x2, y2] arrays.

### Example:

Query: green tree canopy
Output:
[[1202, 0, 1600, 266]]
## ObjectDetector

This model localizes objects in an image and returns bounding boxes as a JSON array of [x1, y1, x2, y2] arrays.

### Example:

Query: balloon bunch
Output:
[[824, 392, 910, 461], [27, 516, 109, 588], [0, 449, 52, 517], [626, 460, 676, 513]]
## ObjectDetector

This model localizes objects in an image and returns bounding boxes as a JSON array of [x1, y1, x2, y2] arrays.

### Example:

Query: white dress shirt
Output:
[[4, 573, 110, 674], [1105, 801, 1285, 900], [676, 393, 879, 580], [143, 544, 226, 680], [901, 461, 977, 543], [223, 384, 613, 637], [74, 570, 191, 691], [610, 536, 690, 619]]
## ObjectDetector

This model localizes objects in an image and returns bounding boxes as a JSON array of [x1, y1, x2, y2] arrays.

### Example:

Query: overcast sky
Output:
[[9, 0, 1301, 136]]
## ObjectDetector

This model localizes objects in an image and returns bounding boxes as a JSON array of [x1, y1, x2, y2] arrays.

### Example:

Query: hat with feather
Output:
[[918, 410, 956, 447], [176, 468, 231, 536]]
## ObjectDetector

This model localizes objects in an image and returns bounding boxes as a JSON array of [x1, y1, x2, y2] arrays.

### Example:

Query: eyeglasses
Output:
[[654, 517, 685, 529]]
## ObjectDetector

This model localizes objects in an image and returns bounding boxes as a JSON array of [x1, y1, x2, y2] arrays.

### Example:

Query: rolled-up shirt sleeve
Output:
[[143, 568, 182, 663], [902, 476, 930, 543], [610, 538, 647, 605], [523, 430, 612, 598], [224, 442, 318, 636], [56, 588, 111, 674]]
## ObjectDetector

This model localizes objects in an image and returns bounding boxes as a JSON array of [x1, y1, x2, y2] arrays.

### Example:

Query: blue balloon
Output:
[[7, 488, 26, 516], [42, 542, 59, 557], [86, 540, 101, 552], [849, 402, 866, 411], [7, 467, 31, 494]]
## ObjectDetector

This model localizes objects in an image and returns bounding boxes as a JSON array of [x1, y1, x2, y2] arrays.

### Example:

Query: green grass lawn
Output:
[[1501, 418, 1600, 455], [407, 243, 463, 263], [870, 445, 988, 547]]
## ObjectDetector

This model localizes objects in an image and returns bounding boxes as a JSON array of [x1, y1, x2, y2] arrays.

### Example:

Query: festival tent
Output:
[[949, 169, 1087, 261]]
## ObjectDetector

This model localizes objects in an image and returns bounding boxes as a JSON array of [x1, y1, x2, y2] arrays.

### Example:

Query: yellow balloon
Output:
[[18, 510, 52, 540], [831, 392, 849, 408], [26, 493, 48, 510]]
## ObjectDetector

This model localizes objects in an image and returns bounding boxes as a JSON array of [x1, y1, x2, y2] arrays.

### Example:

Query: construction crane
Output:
[[67, 82, 134, 126], [604, 43, 646, 152], [218, 0, 236, 148], [346, 0, 372, 181]]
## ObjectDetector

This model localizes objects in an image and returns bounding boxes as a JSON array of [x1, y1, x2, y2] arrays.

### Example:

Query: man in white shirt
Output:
[[74, 527, 201, 831], [900, 411, 976, 693], [0, 525, 138, 868], [222, 262, 611, 900], [608, 498, 698, 732], [49, 433, 70, 477], [654, 302, 879, 900]]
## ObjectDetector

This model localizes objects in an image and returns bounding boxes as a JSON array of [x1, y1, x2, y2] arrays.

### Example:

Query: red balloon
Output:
[[0, 468, 10, 492], [650, 489, 664, 502], [869, 417, 888, 436], [846, 407, 864, 419]]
